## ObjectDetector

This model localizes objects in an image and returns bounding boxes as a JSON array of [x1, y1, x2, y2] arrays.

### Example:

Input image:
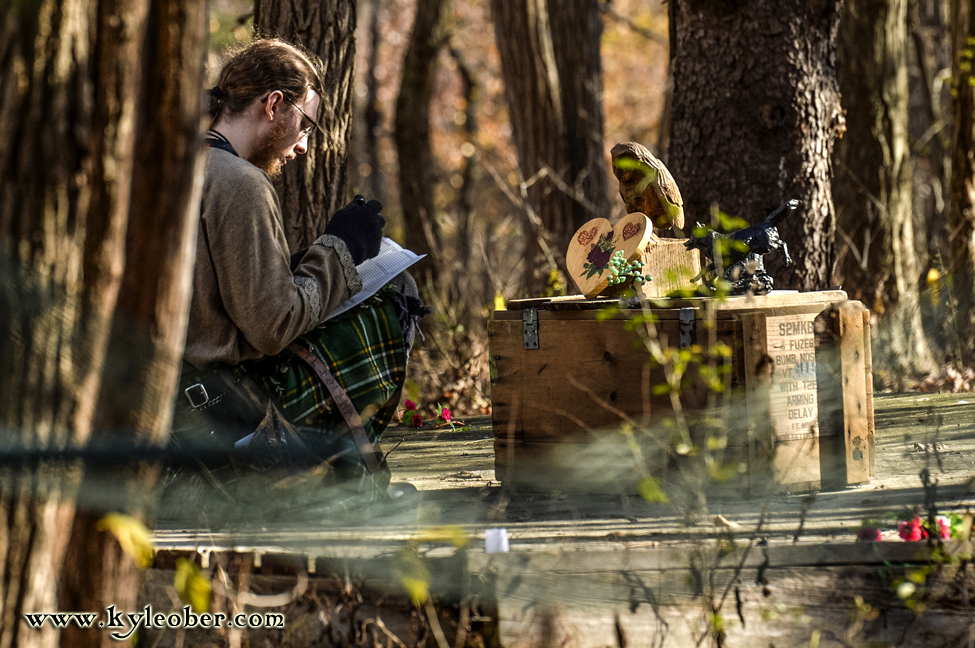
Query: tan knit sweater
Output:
[[183, 148, 361, 368]]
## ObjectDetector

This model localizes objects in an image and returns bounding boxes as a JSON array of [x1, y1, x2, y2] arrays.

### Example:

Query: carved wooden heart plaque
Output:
[[566, 212, 655, 298]]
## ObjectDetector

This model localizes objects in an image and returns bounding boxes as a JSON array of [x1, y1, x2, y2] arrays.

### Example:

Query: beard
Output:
[[248, 120, 293, 178]]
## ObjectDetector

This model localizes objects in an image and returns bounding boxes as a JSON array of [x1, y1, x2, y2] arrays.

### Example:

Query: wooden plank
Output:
[[839, 301, 870, 484], [763, 312, 821, 488], [739, 311, 772, 496], [816, 305, 846, 490], [485, 541, 975, 648], [505, 290, 849, 313], [633, 237, 701, 298], [862, 307, 876, 478]]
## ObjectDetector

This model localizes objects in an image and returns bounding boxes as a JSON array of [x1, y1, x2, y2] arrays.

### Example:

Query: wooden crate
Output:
[[488, 291, 874, 494]]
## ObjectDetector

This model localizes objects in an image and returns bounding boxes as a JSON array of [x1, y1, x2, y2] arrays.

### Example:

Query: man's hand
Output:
[[324, 195, 385, 265]]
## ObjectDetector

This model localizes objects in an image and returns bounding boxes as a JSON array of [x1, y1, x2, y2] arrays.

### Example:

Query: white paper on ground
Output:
[[485, 528, 510, 553]]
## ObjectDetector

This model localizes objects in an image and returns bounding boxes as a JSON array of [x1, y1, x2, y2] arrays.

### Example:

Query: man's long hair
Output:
[[208, 37, 326, 122]]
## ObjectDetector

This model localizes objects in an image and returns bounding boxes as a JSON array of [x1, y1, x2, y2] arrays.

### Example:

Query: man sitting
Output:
[[169, 38, 424, 511]]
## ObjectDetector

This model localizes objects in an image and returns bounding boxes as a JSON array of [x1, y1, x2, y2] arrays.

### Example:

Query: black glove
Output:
[[324, 195, 385, 265]]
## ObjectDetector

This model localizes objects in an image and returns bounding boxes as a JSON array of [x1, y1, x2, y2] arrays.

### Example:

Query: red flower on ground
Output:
[[936, 516, 952, 539], [856, 526, 882, 542], [404, 399, 417, 411], [440, 408, 451, 423], [410, 414, 423, 428], [897, 517, 928, 541]]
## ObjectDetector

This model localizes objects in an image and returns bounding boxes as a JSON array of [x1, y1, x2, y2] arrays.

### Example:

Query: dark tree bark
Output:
[[60, 0, 207, 644], [449, 45, 479, 285], [0, 0, 203, 644], [491, 0, 611, 295], [948, 0, 975, 367], [669, 0, 845, 290], [363, 0, 385, 206], [254, 0, 357, 250], [834, 0, 936, 383], [394, 0, 451, 284], [908, 0, 951, 262]]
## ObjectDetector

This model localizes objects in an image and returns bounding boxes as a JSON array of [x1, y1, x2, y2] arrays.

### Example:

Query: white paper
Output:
[[323, 237, 425, 321], [485, 528, 510, 553]]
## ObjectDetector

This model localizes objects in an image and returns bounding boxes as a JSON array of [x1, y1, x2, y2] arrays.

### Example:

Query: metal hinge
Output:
[[523, 308, 539, 350], [679, 308, 695, 348]]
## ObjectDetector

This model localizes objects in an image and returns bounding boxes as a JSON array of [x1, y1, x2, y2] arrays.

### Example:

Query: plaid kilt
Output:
[[246, 286, 407, 472]]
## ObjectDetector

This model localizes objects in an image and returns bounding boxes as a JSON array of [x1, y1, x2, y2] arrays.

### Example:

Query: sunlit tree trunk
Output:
[[0, 1, 142, 646], [834, 0, 936, 384], [394, 0, 451, 284], [491, 0, 610, 295], [669, 0, 844, 290], [0, 0, 204, 644], [255, 0, 357, 250], [948, 0, 975, 367]]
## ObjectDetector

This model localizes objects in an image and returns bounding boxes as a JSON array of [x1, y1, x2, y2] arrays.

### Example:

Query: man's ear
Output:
[[263, 90, 285, 122]]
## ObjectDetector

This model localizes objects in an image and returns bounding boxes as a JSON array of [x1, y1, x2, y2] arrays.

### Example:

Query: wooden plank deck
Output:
[[150, 391, 975, 647]]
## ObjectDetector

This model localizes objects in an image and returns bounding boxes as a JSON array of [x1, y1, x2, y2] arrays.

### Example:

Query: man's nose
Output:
[[294, 134, 309, 155]]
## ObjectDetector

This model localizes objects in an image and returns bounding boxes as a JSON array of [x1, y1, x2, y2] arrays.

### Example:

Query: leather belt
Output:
[[287, 343, 380, 473]]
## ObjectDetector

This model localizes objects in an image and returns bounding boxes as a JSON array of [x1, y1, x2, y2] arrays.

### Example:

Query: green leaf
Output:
[[638, 476, 669, 503], [716, 211, 748, 232], [709, 461, 739, 482], [706, 436, 728, 451], [596, 304, 620, 321]]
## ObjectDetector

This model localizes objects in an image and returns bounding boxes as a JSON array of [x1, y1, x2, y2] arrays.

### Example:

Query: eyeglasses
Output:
[[283, 96, 321, 138]]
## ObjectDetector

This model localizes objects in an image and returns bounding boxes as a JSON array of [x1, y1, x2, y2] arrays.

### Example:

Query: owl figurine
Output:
[[611, 141, 685, 232]]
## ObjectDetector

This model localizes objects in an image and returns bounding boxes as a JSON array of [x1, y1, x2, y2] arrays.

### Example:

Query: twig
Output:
[[424, 596, 451, 648], [598, 2, 668, 45], [361, 616, 409, 648]]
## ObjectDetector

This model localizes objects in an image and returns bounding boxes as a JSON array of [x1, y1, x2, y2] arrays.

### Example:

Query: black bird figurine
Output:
[[684, 199, 801, 295]]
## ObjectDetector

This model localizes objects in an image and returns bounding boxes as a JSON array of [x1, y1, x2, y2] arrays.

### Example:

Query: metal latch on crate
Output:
[[679, 308, 695, 348], [523, 308, 539, 349]]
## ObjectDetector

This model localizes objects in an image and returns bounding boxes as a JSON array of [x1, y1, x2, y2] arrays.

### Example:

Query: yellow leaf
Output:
[[401, 577, 429, 606], [396, 547, 431, 606], [97, 514, 155, 569], [174, 558, 212, 613], [417, 525, 469, 548]]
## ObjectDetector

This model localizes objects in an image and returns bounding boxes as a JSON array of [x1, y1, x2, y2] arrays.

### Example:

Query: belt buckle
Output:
[[184, 383, 209, 409]]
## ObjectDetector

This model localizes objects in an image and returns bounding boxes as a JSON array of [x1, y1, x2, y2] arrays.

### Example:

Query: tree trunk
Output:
[[60, 0, 206, 643], [908, 0, 951, 263], [394, 0, 451, 284], [948, 0, 975, 367], [254, 0, 357, 251], [0, 0, 144, 644], [834, 0, 936, 384], [669, 0, 844, 290], [491, 0, 611, 296], [363, 0, 385, 206], [0, 0, 203, 644]]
